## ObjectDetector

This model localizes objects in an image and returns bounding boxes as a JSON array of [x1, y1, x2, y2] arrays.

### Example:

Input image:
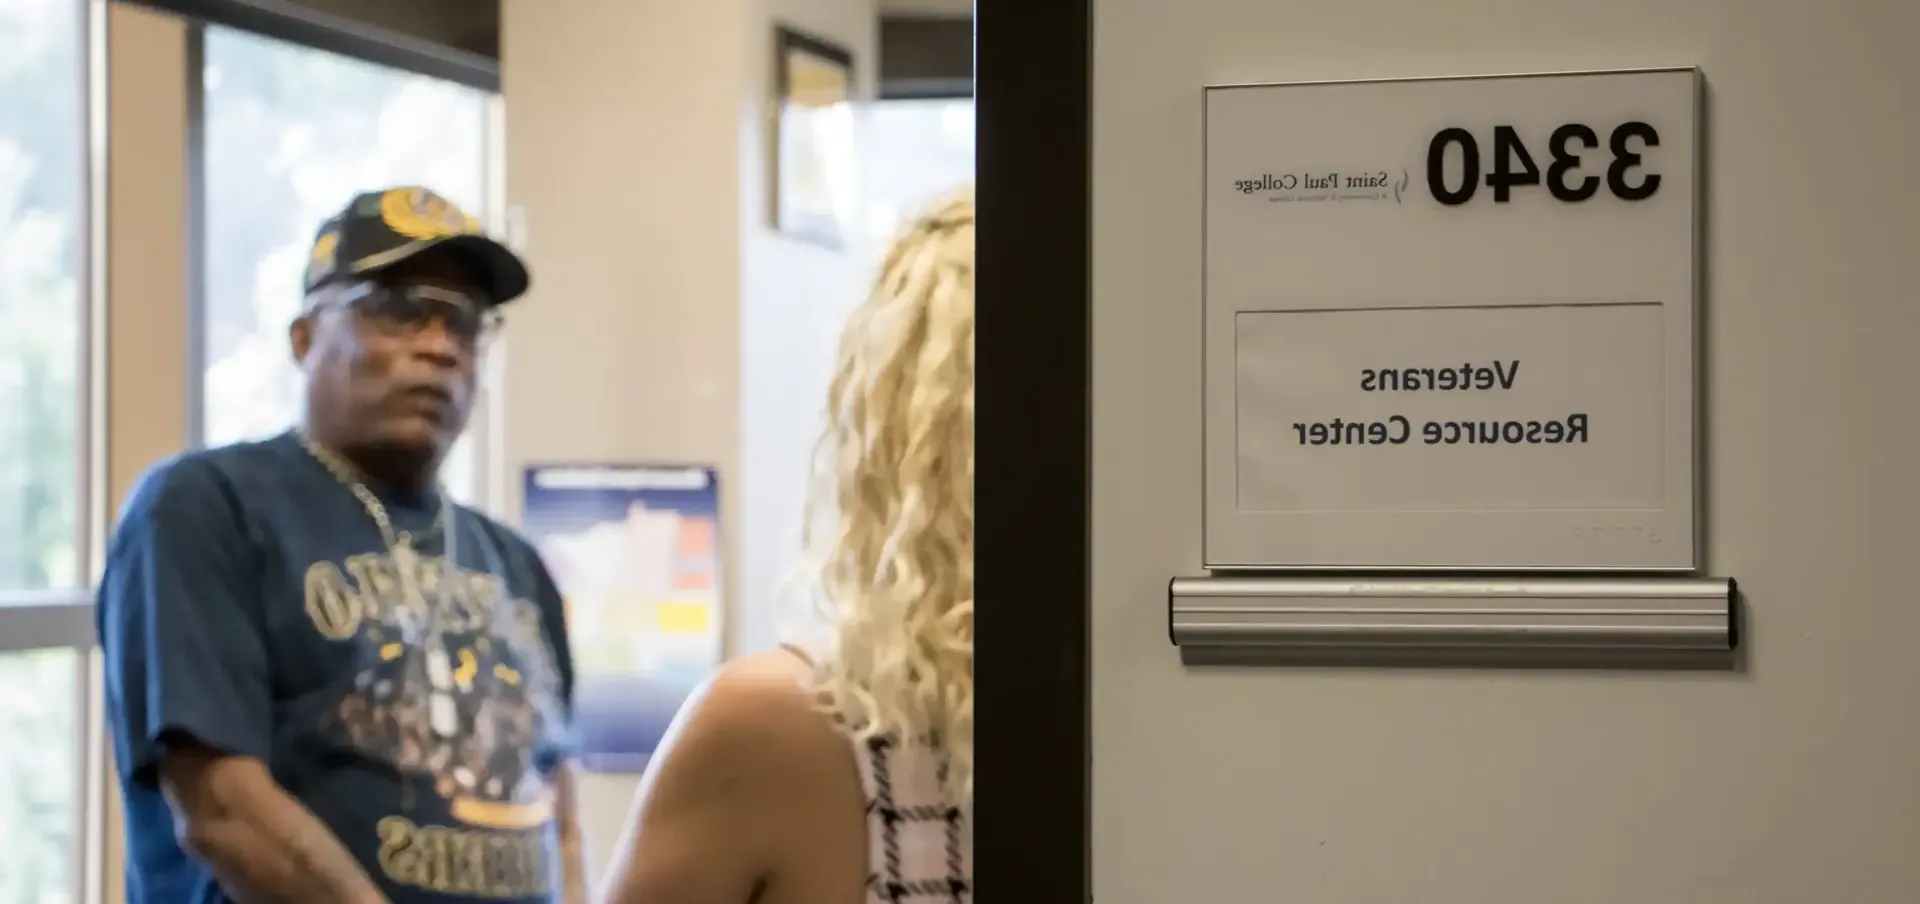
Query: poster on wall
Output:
[[521, 463, 724, 774]]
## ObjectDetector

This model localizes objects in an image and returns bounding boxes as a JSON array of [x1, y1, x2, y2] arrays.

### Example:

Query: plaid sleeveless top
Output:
[[856, 735, 973, 903]]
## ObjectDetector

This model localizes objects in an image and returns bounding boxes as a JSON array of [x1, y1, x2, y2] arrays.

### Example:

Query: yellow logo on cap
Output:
[[307, 230, 339, 284], [379, 187, 481, 241]]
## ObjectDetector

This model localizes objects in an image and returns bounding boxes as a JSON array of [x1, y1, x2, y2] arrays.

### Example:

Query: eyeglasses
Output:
[[327, 282, 504, 349]]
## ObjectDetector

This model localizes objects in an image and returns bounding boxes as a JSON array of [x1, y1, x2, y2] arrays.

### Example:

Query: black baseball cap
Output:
[[302, 186, 530, 306]]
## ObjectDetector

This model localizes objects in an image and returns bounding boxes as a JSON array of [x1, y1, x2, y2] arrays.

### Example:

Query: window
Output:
[[0, 0, 83, 597], [197, 26, 494, 500], [862, 98, 975, 249], [0, 649, 80, 904], [0, 0, 88, 899]]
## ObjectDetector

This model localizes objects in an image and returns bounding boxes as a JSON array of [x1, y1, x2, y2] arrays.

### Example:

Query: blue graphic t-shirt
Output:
[[98, 433, 578, 904]]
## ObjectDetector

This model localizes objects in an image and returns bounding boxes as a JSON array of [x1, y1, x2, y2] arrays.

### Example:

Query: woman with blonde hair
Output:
[[598, 187, 975, 904]]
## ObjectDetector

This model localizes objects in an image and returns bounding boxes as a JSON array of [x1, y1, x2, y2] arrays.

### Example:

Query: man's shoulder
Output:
[[451, 504, 549, 573], [119, 435, 298, 525], [452, 504, 534, 551]]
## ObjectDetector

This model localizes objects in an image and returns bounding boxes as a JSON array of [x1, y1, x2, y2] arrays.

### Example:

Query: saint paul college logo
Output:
[[1231, 168, 1410, 204]]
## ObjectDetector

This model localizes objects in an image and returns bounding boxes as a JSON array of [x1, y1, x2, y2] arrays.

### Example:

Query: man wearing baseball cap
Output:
[[98, 187, 590, 904]]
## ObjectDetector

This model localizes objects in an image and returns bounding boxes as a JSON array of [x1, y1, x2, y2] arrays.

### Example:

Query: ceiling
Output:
[[876, 0, 972, 17], [136, 0, 966, 94]]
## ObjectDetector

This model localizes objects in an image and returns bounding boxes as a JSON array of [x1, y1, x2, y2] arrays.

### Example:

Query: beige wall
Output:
[[1092, 1, 1920, 902], [501, 0, 875, 873], [98, 6, 196, 900]]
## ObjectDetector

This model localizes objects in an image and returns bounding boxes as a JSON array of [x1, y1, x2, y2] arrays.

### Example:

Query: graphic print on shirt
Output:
[[303, 546, 566, 898]]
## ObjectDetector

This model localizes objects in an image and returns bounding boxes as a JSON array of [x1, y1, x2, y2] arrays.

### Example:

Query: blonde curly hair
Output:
[[802, 186, 975, 802]]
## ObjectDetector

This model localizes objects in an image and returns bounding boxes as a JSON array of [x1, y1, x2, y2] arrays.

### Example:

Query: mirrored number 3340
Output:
[[1425, 121, 1662, 206]]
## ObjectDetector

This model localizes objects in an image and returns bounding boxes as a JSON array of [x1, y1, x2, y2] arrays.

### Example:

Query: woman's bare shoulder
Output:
[[674, 648, 849, 771], [600, 651, 865, 903], [703, 647, 822, 715]]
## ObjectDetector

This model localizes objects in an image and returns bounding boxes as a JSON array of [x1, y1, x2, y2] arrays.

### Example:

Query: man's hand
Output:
[[158, 742, 389, 904], [555, 760, 592, 904]]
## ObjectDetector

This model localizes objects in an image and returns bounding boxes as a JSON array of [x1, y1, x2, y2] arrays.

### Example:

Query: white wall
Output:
[[1092, 2, 1920, 902], [737, 0, 880, 657], [500, 0, 875, 873]]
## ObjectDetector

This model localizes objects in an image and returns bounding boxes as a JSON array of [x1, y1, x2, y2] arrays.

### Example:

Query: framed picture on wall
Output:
[[771, 25, 857, 248]]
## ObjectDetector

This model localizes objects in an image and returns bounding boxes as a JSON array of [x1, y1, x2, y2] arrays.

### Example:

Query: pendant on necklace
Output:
[[394, 537, 460, 739], [391, 539, 427, 610]]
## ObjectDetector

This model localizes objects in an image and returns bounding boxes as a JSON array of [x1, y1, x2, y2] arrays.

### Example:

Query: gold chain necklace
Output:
[[298, 433, 467, 756], [296, 433, 445, 550]]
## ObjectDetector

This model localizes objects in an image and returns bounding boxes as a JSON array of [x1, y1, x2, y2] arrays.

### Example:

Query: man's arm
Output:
[[554, 761, 591, 904], [519, 538, 590, 904], [98, 458, 387, 904], [158, 744, 387, 904]]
